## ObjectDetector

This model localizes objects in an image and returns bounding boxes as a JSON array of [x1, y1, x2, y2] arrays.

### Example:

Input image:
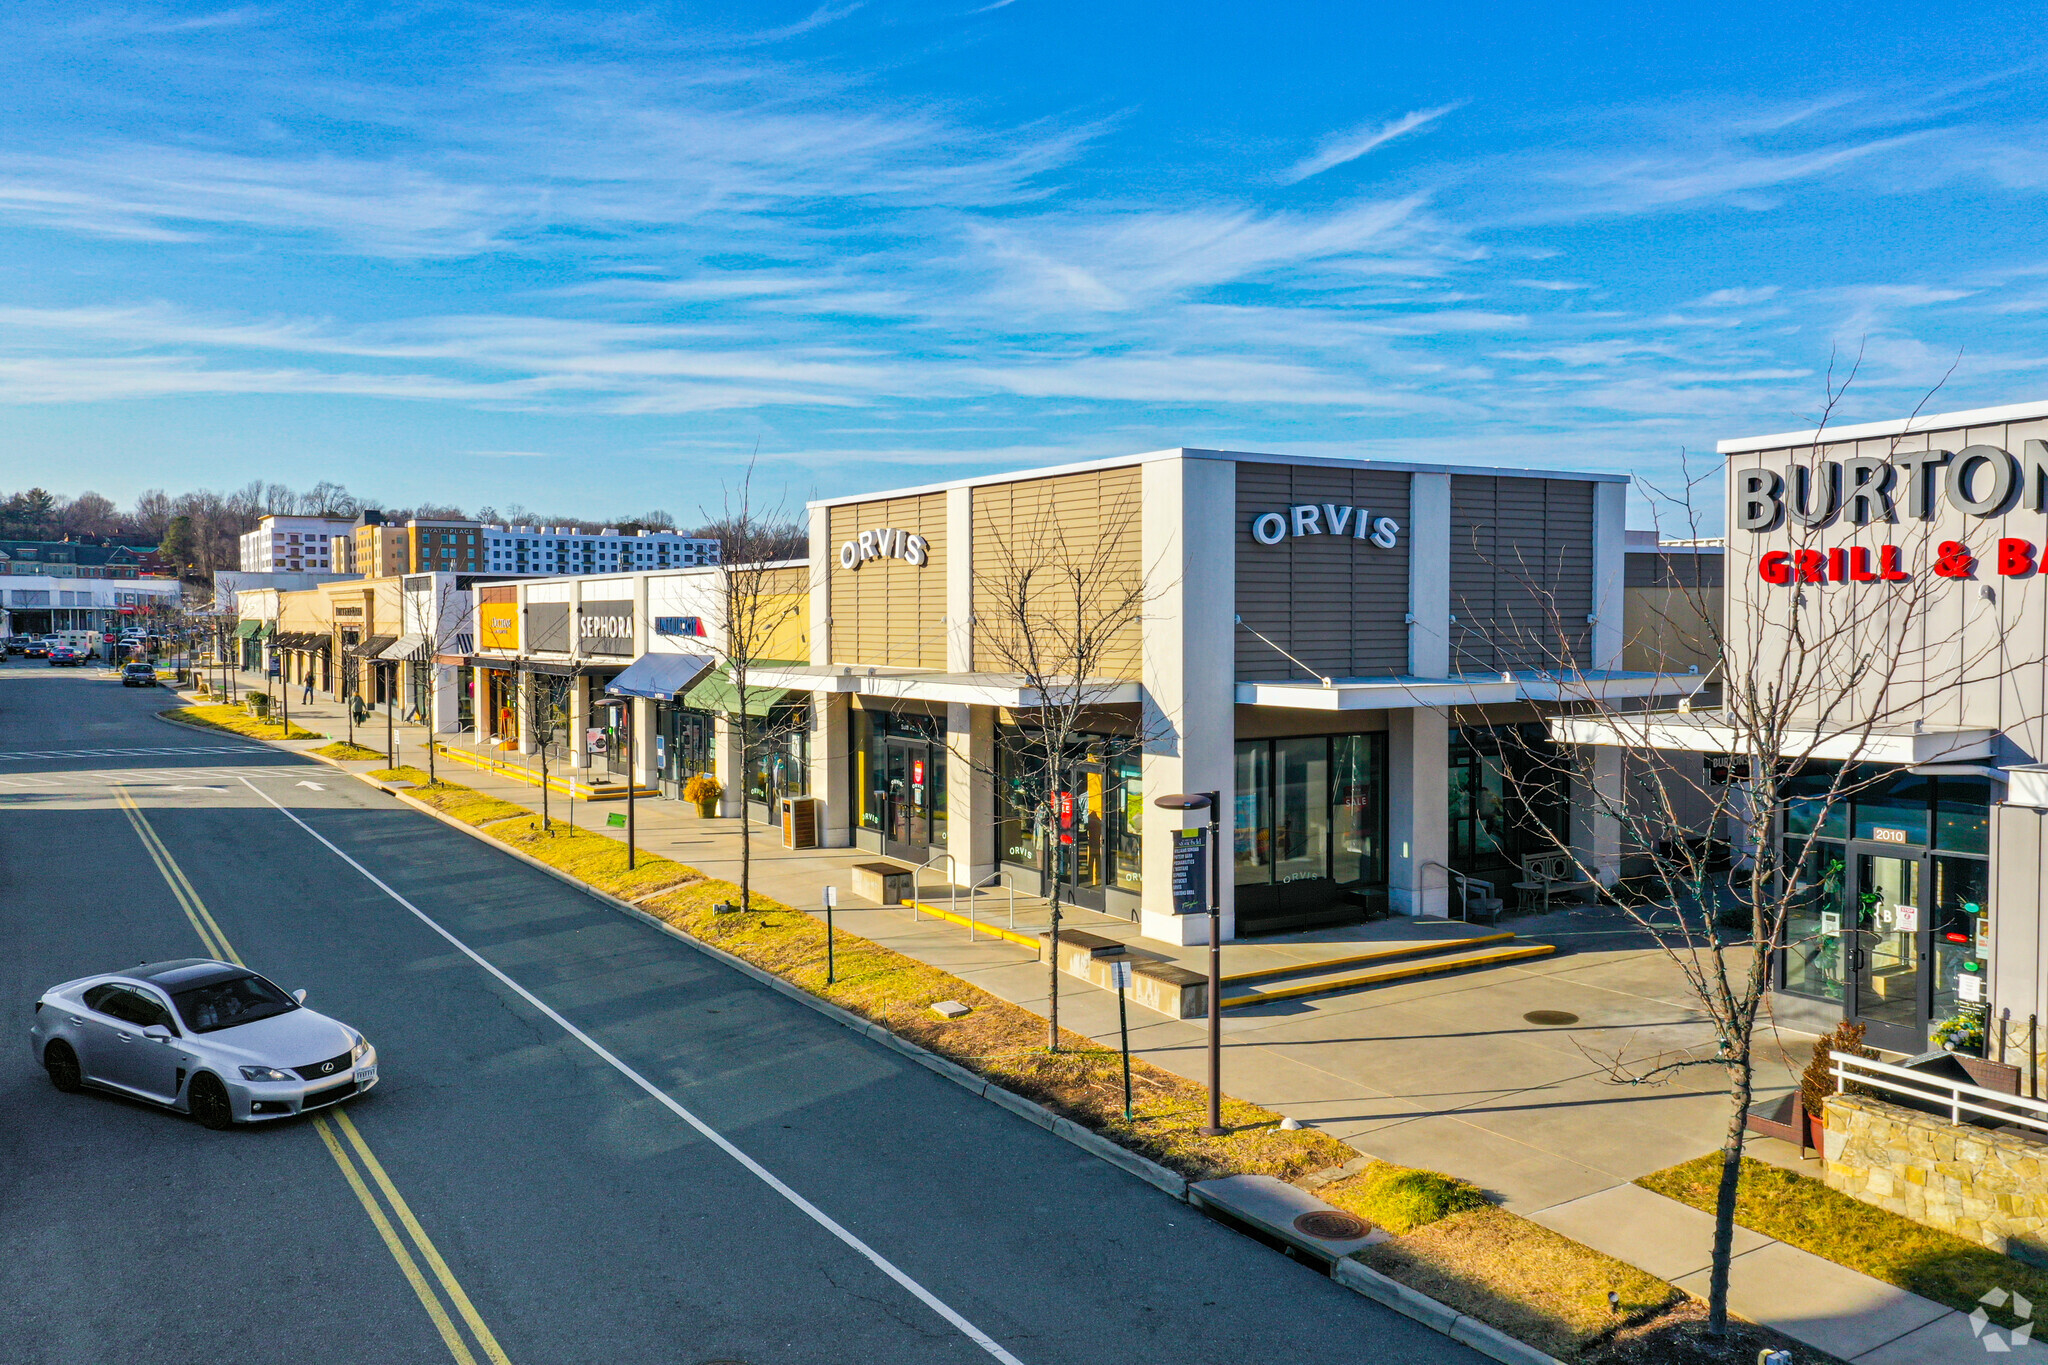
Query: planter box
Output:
[[1958, 1055, 2023, 1095], [851, 862, 914, 906], [1745, 1092, 1817, 1152]]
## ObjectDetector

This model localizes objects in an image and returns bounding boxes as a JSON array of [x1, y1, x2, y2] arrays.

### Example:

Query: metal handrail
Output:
[[1832, 1051, 2048, 1138], [973, 870, 1022, 941], [1419, 860, 1467, 919], [910, 851, 960, 924]]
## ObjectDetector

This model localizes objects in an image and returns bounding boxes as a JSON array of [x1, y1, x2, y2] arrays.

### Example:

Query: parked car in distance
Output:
[[30, 959, 378, 1129], [122, 662, 159, 687], [47, 645, 83, 667], [5, 634, 31, 655]]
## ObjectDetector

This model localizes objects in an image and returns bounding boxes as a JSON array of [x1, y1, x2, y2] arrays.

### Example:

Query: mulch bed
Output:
[[1581, 1300, 1851, 1365]]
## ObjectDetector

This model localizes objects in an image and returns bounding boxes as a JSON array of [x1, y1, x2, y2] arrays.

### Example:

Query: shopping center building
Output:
[[1703, 400, 2048, 1057], [445, 449, 1702, 947]]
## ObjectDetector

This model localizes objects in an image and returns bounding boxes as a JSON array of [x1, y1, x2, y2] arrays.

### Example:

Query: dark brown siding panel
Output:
[[1234, 464, 1411, 681], [1450, 476, 1595, 672]]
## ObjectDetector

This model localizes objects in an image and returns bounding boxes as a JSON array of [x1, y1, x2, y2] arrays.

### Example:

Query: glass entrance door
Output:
[[882, 739, 931, 861], [1849, 848, 1927, 1052], [1062, 764, 1107, 904]]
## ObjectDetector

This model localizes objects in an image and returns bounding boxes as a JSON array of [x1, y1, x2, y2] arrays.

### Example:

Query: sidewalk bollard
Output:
[[824, 885, 838, 985]]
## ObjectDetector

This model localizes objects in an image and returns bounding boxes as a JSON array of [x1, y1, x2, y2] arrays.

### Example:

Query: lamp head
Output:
[[1153, 793, 1212, 811]]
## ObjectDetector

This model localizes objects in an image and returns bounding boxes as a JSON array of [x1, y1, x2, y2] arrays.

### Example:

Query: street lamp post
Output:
[[1154, 789, 1225, 1136]]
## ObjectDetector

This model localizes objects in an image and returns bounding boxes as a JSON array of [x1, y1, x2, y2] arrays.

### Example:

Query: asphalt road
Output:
[[0, 664, 1477, 1365]]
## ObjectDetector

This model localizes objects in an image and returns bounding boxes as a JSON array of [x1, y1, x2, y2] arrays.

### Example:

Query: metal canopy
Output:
[[377, 633, 428, 661], [745, 662, 1142, 708], [349, 635, 398, 659], [603, 652, 717, 701], [1235, 669, 1700, 712]]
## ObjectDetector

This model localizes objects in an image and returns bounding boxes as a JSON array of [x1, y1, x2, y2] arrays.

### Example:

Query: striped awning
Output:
[[378, 633, 429, 661]]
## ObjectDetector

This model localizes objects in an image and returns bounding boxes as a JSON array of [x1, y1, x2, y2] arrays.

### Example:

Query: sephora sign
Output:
[[1737, 442, 2048, 584]]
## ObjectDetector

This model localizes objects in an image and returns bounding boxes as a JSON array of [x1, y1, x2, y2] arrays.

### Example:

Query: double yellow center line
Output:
[[114, 785, 512, 1365]]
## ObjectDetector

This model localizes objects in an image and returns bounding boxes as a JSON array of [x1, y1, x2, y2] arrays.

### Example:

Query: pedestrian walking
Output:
[[301, 671, 314, 704]]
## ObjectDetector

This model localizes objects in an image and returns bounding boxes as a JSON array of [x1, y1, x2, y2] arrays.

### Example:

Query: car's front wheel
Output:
[[43, 1040, 83, 1093], [187, 1073, 234, 1130]]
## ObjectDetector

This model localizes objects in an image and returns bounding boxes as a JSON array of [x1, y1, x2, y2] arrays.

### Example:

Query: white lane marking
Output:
[[0, 746, 267, 761], [297, 781, 327, 790], [235, 775, 1026, 1365]]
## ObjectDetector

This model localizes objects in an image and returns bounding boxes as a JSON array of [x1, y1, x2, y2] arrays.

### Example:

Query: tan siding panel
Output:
[[829, 494, 947, 668], [971, 468, 1144, 680]]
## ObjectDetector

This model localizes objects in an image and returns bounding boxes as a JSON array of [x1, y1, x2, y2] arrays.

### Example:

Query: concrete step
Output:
[[1220, 941, 1557, 1008], [1219, 931, 1516, 988]]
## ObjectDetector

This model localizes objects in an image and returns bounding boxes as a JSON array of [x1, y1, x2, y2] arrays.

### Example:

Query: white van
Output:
[[45, 631, 100, 659]]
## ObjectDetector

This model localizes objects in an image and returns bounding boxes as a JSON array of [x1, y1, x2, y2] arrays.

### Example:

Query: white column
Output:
[[809, 504, 833, 666], [568, 674, 589, 770], [632, 697, 655, 786], [1408, 473, 1452, 678], [811, 693, 851, 847], [472, 665, 492, 745], [1139, 452, 1238, 946], [1592, 480, 1628, 672], [516, 671, 537, 754], [946, 701, 995, 884], [714, 713, 744, 816], [430, 662, 460, 734], [945, 485, 974, 672], [1572, 744, 1624, 887], [1388, 706, 1450, 916]]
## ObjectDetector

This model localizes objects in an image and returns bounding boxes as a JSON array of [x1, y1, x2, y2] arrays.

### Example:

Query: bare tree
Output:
[[1481, 362, 2032, 1338], [701, 466, 812, 917], [969, 481, 1161, 1052], [515, 671, 571, 832]]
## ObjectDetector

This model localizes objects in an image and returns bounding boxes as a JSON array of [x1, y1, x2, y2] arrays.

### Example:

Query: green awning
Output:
[[235, 620, 263, 638], [680, 661, 803, 718]]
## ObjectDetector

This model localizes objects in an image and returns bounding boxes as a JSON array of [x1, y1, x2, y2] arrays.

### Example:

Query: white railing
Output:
[[910, 851, 960, 924], [1831, 1051, 2048, 1141]]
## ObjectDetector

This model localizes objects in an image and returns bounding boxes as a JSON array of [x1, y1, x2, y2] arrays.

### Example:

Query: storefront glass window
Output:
[[854, 708, 944, 849], [746, 701, 810, 807], [1331, 733, 1386, 887], [1933, 778, 1991, 854], [1781, 838, 1846, 1002], [1448, 724, 1565, 883], [1273, 737, 1330, 885], [1780, 762, 1849, 839], [1852, 769, 1932, 845], [1234, 741, 1272, 887], [1931, 854, 1988, 1030], [1110, 755, 1143, 894]]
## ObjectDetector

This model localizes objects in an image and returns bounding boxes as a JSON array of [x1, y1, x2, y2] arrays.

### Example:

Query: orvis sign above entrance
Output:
[[1735, 442, 2048, 531], [838, 526, 930, 570], [1249, 504, 1401, 549]]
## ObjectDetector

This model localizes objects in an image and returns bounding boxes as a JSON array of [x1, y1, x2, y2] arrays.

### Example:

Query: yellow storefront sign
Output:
[[478, 602, 518, 651]]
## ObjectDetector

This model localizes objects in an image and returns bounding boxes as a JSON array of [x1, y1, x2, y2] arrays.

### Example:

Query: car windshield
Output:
[[171, 973, 298, 1034]]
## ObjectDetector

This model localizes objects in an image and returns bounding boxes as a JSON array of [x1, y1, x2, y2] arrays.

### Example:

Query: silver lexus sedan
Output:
[[29, 959, 378, 1128]]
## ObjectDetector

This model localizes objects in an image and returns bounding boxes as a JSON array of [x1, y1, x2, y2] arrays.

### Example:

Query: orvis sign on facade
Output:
[[1738, 443, 2048, 585], [838, 526, 929, 570], [578, 602, 634, 656], [1249, 504, 1400, 549]]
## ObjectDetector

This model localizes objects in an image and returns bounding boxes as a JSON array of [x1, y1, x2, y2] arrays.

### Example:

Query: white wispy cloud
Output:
[[1282, 104, 1463, 184]]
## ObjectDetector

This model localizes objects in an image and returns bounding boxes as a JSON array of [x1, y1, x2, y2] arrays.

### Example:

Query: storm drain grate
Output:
[[1523, 1010, 1580, 1026], [1292, 1210, 1372, 1240]]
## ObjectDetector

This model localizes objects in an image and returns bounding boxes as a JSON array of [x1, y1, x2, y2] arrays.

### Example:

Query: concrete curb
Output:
[[179, 708, 1557, 1364], [1333, 1261, 1571, 1365]]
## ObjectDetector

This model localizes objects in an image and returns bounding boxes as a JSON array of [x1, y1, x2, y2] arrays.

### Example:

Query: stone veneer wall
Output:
[[1823, 1094, 2048, 1265]]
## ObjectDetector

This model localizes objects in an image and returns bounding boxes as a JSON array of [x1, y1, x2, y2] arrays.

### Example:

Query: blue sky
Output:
[[3, 1, 2046, 529]]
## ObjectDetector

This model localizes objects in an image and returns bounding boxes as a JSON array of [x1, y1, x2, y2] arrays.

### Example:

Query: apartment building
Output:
[[237, 516, 353, 572], [481, 526, 719, 575]]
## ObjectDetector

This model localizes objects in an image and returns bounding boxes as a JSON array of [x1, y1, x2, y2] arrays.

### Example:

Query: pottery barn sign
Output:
[[1249, 504, 1401, 549]]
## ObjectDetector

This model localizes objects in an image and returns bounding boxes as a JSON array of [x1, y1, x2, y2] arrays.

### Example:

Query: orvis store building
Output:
[[752, 448, 1679, 948], [1717, 399, 2048, 1058]]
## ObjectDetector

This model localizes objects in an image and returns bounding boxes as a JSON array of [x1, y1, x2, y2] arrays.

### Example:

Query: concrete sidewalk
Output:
[[204, 675, 2008, 1364]]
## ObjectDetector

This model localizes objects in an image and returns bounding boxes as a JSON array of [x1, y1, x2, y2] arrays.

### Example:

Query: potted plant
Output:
[[1800, 1020, 1874, 1150], [683, 772, 722, 818]]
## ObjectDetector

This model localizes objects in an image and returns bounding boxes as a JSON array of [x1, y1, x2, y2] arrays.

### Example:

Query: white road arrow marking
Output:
[[296, 781, 326, 791], [167, 786, 225, 793]]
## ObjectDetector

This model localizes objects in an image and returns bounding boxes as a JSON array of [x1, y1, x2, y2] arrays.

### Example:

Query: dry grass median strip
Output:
[[638, 879, 1352, 1181], [364, 766, 532, 826], [315, 741, 385, 761], [1638, 1153, 2048, 1324], [169, 704, 321, 741], [1358, 1205, 1682, 1359]]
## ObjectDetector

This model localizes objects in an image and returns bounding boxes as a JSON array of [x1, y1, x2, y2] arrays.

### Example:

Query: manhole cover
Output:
[[1293, 1210, 1372, 1240], [1523, 1010, 1580, 1026]]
